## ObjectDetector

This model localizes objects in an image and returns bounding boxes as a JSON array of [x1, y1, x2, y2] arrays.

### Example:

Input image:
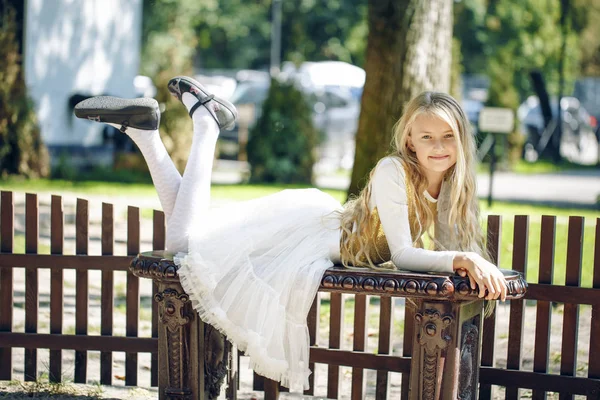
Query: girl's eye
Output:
[[444, 134, 454, 139], [422, 135, 431, 139]]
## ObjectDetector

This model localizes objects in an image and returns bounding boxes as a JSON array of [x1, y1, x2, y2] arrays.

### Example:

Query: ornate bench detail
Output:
[[130, 251, 527, 400]]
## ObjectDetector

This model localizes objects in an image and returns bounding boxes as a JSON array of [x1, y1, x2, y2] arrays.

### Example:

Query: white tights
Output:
[[114, 99, 218, 253]]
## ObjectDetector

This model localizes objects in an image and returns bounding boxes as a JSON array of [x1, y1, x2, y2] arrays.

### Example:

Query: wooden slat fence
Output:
[[1, 190, 600, 399], [0, 191, 163, 386]]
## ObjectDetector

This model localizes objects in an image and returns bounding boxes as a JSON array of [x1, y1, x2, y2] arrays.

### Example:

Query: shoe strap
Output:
[[120, 121, 129, 133], [188, 94, 220, 128]]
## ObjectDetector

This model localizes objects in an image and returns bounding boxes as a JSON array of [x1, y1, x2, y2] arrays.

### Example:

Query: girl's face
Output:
[[407, 114, 458, 179]]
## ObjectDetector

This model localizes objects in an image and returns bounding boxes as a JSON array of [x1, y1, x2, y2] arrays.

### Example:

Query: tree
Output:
[[0, 2, 49, 178], [348, 0, 453, 196], [481, 0, 586, 161]]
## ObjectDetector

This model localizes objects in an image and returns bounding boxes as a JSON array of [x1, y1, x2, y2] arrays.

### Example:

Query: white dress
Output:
[[175, 157, 459, 390], [175, 188, 343, 390]]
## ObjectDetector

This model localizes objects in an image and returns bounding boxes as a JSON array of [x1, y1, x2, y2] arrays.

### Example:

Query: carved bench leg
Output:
[[408, 299, 484, 400], [155, 281, 230, 400]]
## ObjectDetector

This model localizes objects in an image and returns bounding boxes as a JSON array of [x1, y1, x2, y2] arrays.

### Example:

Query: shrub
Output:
[[247, 78, 318, 184]]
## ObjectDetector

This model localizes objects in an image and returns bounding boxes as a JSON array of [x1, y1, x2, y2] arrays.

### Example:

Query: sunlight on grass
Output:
[[9, 235, 51, 255], [511, 159, 599, 174], [0, 178, 347, 203], [0, 177, 157, 197]]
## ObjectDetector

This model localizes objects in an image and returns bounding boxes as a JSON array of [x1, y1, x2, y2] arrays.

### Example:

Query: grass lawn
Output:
[[2, 177, 598, 286], [0, 177, 158, 197], [511, 159, 599, 174], [0, 177, 344, 202]]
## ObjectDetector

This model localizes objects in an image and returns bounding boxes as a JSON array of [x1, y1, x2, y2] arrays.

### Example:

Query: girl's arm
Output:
[[373, 158, 506, 300], [372, 158, 457, 274]]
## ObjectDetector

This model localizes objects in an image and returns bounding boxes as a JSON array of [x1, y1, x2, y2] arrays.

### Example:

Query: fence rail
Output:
[[0, 190, 599, 399]]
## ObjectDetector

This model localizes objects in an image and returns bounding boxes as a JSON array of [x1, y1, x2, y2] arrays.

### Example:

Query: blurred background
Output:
[[0, 0, 598, 205], [1, 2, 599, 397]]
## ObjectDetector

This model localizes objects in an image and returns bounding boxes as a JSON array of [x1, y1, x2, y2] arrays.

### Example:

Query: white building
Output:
[[23, 0, 143, 166]]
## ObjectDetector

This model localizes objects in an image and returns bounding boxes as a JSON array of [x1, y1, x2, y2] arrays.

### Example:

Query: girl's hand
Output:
[[454, 252, 507, 301]]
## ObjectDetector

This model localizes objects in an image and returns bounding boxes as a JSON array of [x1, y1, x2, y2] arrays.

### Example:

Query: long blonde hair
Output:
[[339, 91, 486, 268]]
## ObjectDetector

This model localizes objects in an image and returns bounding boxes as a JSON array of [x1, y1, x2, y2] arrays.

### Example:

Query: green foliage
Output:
[[0, 4, 49, 178], [140, 0, 204, 171], [247, 78, 318, 184], [579, 0, 600, 76], [193, 0, 368, 69], [454, 0, 594, 163], [455, 0, 587, 100]]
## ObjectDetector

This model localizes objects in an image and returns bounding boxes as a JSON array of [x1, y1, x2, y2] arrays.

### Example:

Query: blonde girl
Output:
[[340, 91, 507, 299], [75, 80, 506, 392]]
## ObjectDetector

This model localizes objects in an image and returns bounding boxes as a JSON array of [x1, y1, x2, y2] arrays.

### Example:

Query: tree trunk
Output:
[[348, 0, 453, 197]]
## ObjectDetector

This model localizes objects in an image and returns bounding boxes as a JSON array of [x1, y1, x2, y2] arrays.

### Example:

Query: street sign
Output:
[[478, 107, 514, 134], [477, 107, 515, 207]]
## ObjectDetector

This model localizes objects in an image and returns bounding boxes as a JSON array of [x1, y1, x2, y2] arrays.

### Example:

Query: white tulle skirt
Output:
[[174, 188, 343, 390]]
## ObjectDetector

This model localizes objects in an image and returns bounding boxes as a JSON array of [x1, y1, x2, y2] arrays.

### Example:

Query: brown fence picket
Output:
[[75, 198, 89, 383], [24, 193, 39, 381], [401, 302, 415, 400], [100, 203, 114, 385], [351, 294, 367, 400], [589, 218, 600, 395], [304, 294, 319, 395], [559, 216, 584, 400], [506, 215, 528, 399], [126, 206, 140, 386], [252, 372, 264, 391], [532, 215, 556, 400], [375, 296, 392, 400], [49, 195, 63, 383], [327, 292, 344, 399], [151, 210, 165, 388], [264, 378, 279, 400], [0, 191, 14, 380], [479, 214, 501, 400]]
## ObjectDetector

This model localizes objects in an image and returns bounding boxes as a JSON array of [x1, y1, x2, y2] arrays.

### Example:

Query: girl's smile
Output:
[[407, 114, 458, 189], [429, 155, 450, 160]]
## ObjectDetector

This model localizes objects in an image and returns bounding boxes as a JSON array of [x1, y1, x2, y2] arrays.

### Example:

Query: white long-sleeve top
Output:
[[367, 157, 457, 274]]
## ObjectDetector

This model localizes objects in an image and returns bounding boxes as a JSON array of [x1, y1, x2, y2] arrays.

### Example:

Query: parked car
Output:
[[518, 96, 598, 164]]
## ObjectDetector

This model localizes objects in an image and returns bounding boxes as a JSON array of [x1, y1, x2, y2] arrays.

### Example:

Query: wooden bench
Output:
[[130, 251, 527, 400]]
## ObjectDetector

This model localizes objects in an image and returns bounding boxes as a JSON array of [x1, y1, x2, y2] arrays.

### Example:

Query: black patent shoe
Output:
[[168, 76, 238, 131], [74, 96, 160, 132]]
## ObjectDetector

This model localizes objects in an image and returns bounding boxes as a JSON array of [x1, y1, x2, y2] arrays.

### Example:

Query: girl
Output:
[[74, 78, 507, 391]]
